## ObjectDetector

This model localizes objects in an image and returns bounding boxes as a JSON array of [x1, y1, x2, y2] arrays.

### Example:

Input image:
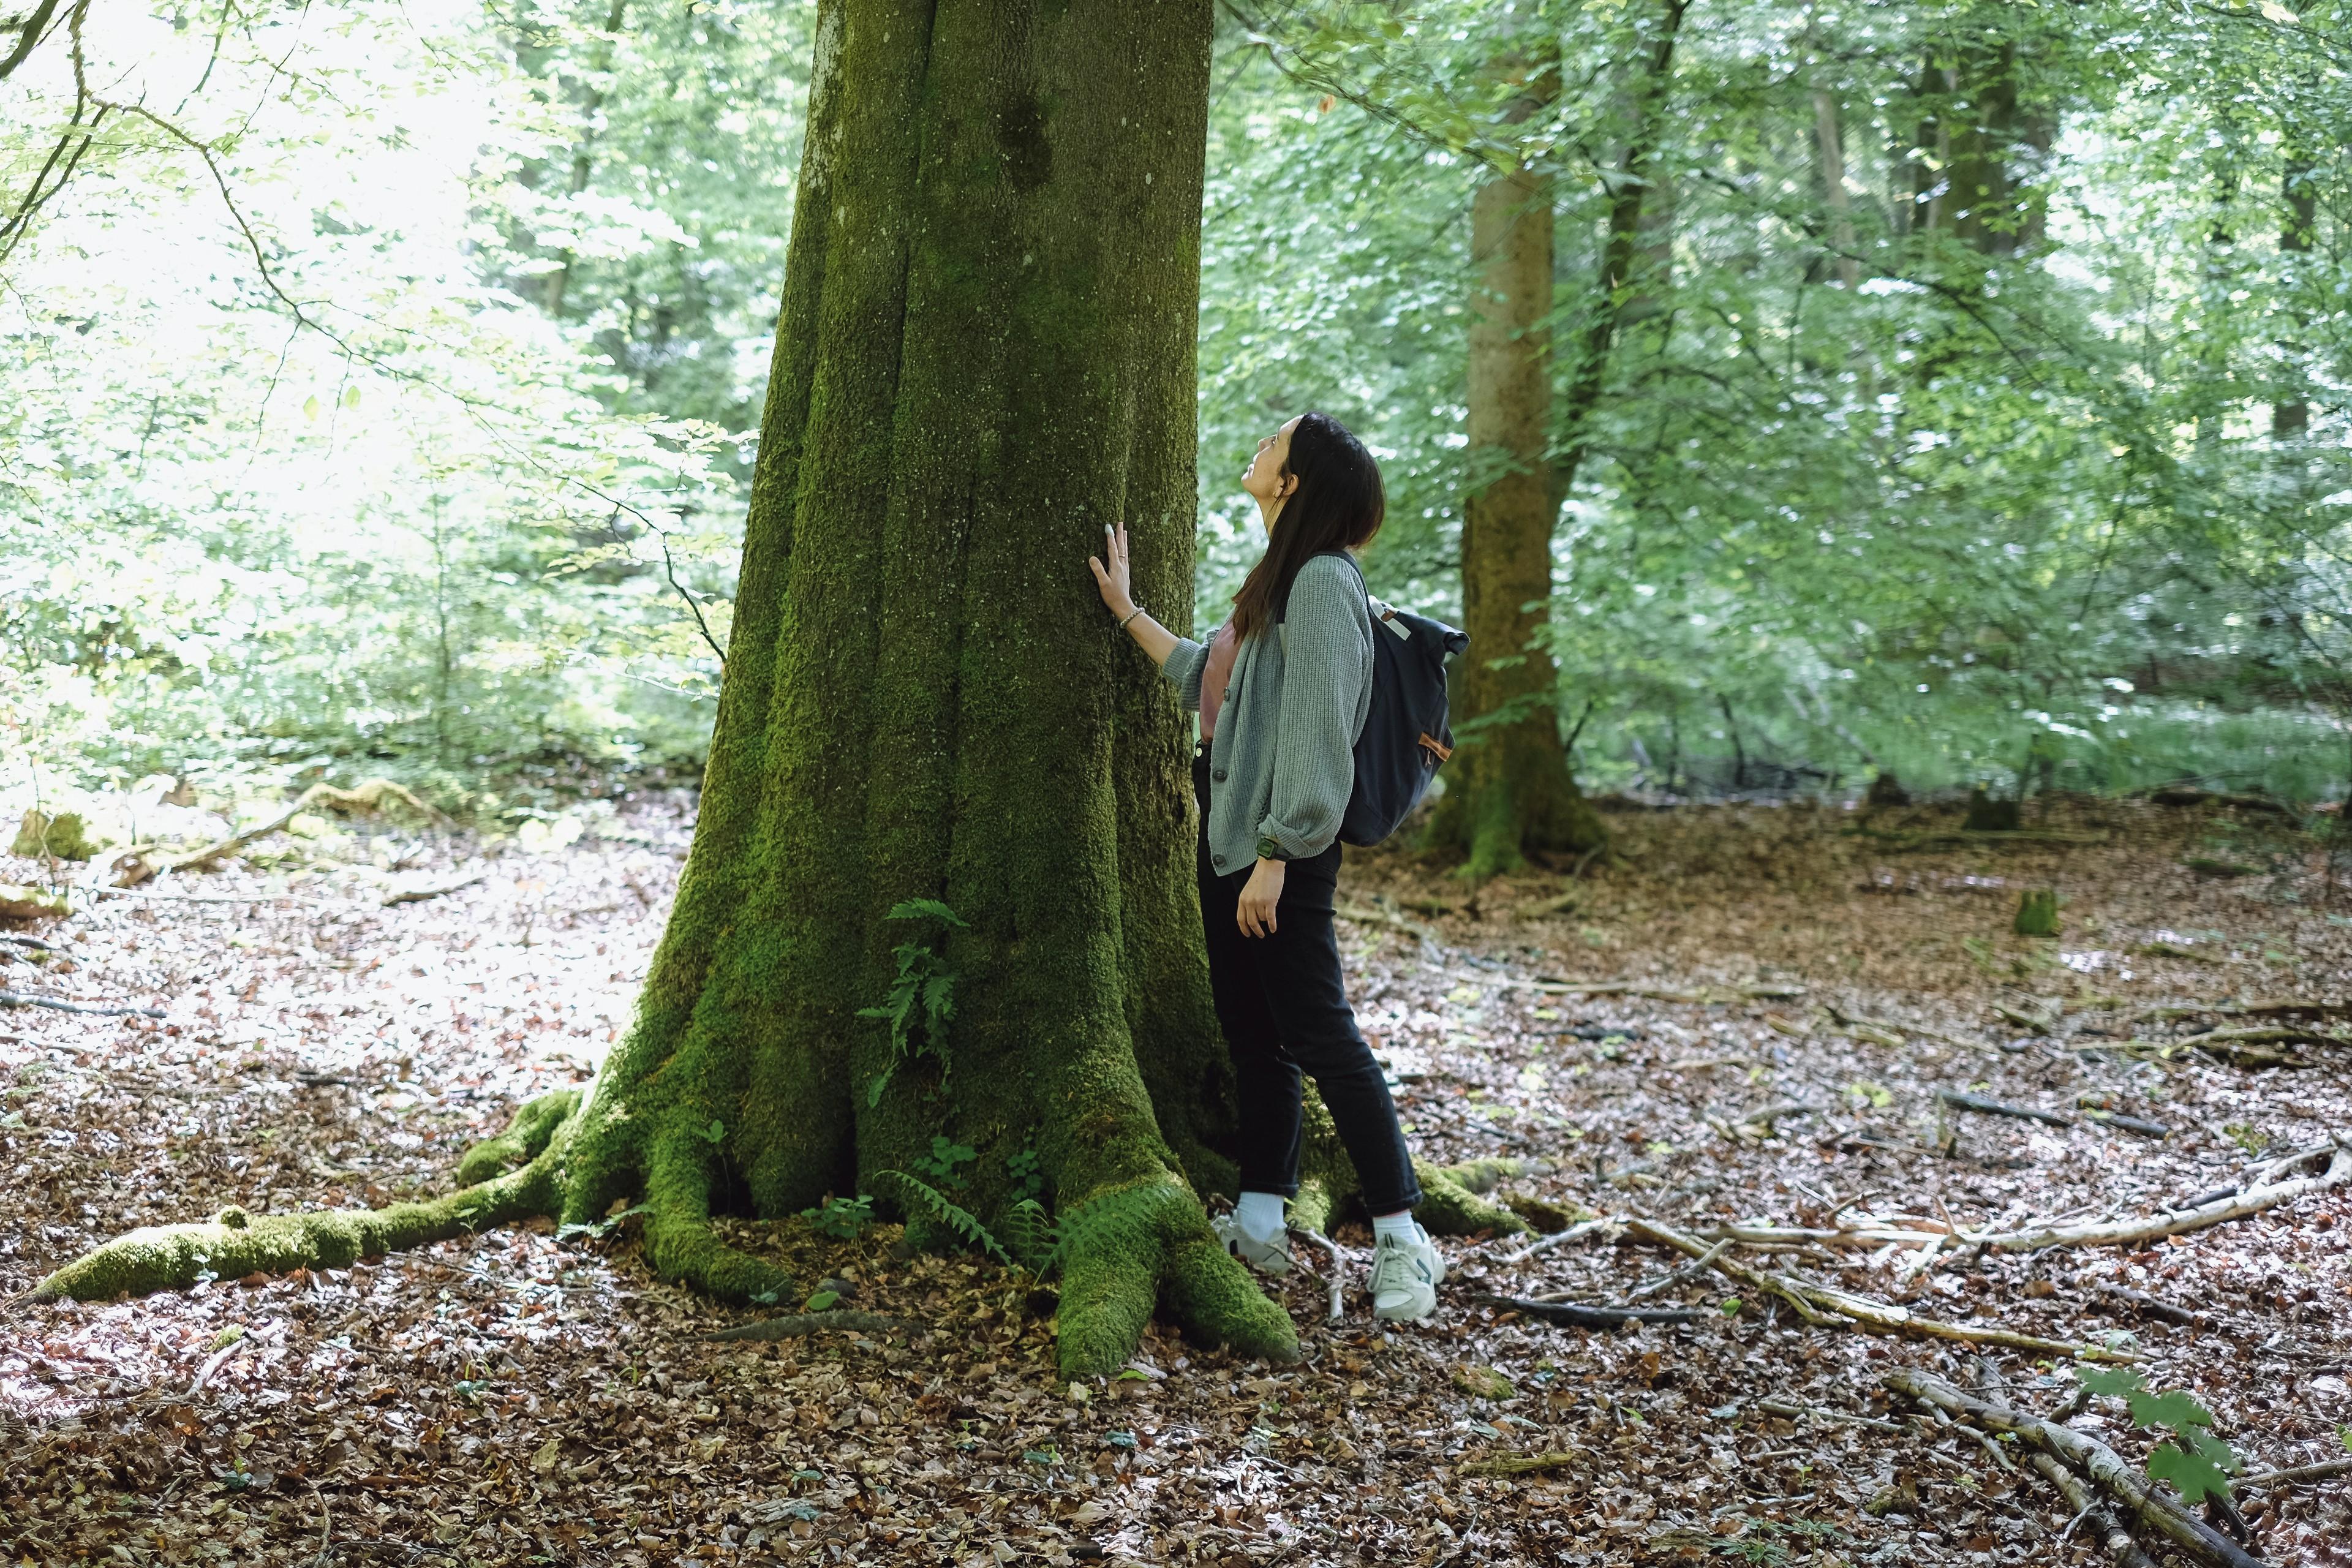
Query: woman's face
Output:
[[1240, 416, 1302, 532]]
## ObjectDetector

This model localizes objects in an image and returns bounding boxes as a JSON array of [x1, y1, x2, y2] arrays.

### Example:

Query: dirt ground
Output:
[[2, 787, 2348, 1566]]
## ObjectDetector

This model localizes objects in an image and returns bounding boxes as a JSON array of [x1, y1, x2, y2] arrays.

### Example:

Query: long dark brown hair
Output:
[[1228, 412, 1385, 643]]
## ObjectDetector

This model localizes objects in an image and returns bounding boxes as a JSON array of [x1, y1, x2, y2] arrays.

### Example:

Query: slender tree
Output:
[[36, 0, 1520, 1378], [1425, 51, 1606, 876]]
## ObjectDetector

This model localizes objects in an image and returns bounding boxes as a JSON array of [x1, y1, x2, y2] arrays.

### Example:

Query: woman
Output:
[[1087, 412, 1443, 1323]]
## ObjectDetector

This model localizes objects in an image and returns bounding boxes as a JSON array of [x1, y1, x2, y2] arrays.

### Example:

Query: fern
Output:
[[1036, 1185, 1186, 1280], [880, 1169, 1012, 1267], [858, 900, 967, 1108], [1003, 1196, 1057, 1270]]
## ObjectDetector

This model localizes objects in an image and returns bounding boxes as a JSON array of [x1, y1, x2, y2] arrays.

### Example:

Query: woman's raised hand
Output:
[[1088, 522, 1134, 618]]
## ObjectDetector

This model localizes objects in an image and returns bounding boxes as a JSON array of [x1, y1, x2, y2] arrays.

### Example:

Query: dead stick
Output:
[[1936, 1089, 2074, 1128], [0, 990, 165, 1019], [698, 1311, 903, 1341], [1474, 1293, 1706, 1328], [2030, 1452, 2161, 1568], [1889, 1370, 2263, 1568], [1966, 1139, 2348, 1251], [2240, 1456, 2352, 1490], [1627, 1219, 2135, 1361], [1300, 1230, 1344, 1322], [380, 873, 485, 908], [1460, 1449, 1582, 1478]]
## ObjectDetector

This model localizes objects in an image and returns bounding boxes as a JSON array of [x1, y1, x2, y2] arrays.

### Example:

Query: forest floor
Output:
[[2, 787, 2349, 1567]]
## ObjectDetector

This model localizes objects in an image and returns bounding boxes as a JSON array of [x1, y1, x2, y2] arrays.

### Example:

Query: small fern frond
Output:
[[1038, 1184, 1185, 1280], [880, 1169, 1012, 1267]]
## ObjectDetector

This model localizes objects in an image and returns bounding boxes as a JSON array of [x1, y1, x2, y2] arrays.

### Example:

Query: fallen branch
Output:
[[2095, 1283, 2199, 1327], [1936, 1089, 2073, 1128], [1888, 1370, 2263, 1568], [1751, 1397, 1905, 1434], [2240, 1456, 2352, 1490], [1626, 1238, 1729, 1300], [0, 990, 164, 1019], [1474, 1293, 1707, 1329], [2137, 998, 2352, 1023], [2028, 1451, 2160, 1568], [1850, 827, 2109, 849], [2079, 1108, 2173, 1139], [698, 1311, 903, 1342], [1300, 1230, 1345, 1322], [1626, 1218, 2136, 1361], [1934, 1090, 2169, 1140], [1964, 1137, 2349, 1252], [1460, 1449, 1582, 1479], [1332, 902, 1438, 941], [380, 872, 486, 908], [1825, 1003, 1989, 1054], [1494, 1216, 1613, 1265], [2177, 1024, 2352, 1054], [167, 780, 442, 875]]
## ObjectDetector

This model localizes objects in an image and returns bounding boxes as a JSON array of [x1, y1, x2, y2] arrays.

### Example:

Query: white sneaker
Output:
[[1368, 1222, 1444, 1321], [1210, 1212, 1293, 1277]]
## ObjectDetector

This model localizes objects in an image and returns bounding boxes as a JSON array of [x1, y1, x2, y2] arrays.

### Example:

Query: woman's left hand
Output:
[[1237, 858, 1284, 937]]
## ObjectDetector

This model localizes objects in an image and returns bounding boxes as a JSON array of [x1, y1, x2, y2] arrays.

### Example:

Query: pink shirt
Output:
[[1198, 622, 1241, 740]]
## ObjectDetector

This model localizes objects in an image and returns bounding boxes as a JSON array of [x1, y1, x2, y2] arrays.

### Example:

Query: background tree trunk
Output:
[[1425, 50, 1608, 878], [1425, 149, 1604, 875]]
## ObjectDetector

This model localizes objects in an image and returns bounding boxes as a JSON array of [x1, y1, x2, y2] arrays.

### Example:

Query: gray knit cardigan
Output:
[[1161, 551, 1374, 875]]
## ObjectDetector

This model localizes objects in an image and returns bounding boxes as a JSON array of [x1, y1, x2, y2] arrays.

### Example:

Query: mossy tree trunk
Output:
[[43, 0, 1284, 1379], [42, 0, 1536, 1376]]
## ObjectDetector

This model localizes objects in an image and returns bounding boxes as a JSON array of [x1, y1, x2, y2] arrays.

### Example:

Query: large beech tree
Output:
[[40, 0, 1522, 1378]]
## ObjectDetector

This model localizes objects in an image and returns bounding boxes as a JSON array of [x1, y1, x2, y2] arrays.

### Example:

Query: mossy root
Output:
[[1412, 1156, 1531, 1238], [34, 1139, 568, 1302], [1054, 1181, 1297, 1378], [453, 1088, 583, 1186]]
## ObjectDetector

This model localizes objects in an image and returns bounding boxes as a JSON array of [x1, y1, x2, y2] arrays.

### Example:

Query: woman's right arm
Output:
[[1090, 522, 1204, 708]]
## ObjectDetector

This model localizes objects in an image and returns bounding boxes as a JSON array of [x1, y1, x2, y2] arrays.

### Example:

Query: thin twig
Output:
[[1299, 1230, 1345, 1322], [0, 991, 164, 1019]]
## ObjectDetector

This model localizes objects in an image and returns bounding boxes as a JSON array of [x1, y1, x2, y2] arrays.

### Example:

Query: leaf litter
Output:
[[2, 787, 2348, 1565]]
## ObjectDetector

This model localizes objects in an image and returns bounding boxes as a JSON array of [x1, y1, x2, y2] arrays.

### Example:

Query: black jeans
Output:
[[1194, 743, 1422, 1216]]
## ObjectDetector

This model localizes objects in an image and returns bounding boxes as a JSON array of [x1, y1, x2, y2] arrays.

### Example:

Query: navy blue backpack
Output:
[[1283, 551, 1469, 848]]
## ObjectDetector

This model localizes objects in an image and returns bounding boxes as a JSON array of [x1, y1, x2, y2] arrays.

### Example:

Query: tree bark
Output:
[[1425, 7, 1694, 877], [38, 0, 1294, 1381], [1427, 116, 1604, 875]]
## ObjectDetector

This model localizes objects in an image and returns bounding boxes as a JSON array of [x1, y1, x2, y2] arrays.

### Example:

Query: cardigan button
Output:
[[1212, 768, 1227, 782]]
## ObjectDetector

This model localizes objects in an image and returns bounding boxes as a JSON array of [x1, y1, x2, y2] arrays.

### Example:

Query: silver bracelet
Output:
[[1116, 605, 1146, 631]]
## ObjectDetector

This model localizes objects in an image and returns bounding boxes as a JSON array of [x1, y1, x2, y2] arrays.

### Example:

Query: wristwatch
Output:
[[1255, 836, 1287, 862]]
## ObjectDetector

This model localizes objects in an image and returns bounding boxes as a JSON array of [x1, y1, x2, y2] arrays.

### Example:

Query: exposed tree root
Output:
[[32, 1112, 570, 1302], [451, 1088, 581, 1186], [1888, 1370, 2263, 1568], [1053, 1180, 1297, 1378]]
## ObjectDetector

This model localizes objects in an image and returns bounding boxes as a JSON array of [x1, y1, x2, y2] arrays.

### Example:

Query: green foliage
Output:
[[2076, 1366, 2242, 1504], [912, 1137, 978, 1189], [9, 0, 2352, 814], [797, 1194, 875, 1242], [2013, 890, 2061, 938], [878, 1170, 1012, 1268], [856, 902, 967, 1109]]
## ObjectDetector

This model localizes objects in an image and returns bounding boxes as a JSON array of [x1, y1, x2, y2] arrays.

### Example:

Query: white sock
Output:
[[1371, 1210, 1419, 1245], [1234, 1191, 1287, 1243]]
